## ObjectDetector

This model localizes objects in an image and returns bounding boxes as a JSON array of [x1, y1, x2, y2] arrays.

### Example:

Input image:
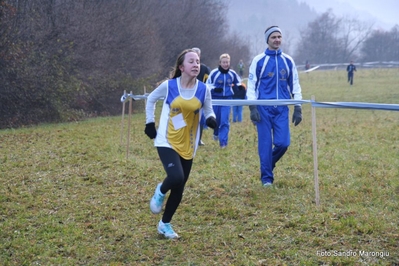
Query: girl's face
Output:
[[179, 52, 200, 78], [220, 58, 230, 70]]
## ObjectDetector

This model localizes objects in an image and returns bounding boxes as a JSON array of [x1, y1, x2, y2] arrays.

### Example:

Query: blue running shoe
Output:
[[158, 220, 179, 239], [150, 183, 165, 214]]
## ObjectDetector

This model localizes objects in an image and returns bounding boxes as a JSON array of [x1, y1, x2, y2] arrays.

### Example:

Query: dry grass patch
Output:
[[1, 69, 399, 265]]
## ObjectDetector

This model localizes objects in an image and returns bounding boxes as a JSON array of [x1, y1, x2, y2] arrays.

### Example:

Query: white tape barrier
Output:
[[120, 93, 399, 111]]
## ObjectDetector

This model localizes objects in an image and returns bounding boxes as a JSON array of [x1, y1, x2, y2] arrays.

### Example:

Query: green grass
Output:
[[1, 69, 399, 265]]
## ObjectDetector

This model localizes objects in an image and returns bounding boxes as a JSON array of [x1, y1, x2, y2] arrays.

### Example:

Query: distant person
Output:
[[145, 49, 217, 239], [237, 59, 245, 77], [347, 60, 357, 85], [247, 26, 302, 187], [232, 83, 246, 122], [192, 47, 211, 146], [207, 53, 243, 148], [305, 60, 310, 70]]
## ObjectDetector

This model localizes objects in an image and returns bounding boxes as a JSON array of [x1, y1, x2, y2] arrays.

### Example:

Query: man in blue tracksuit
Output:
[[207, 53, 242, 148], [247, 26, 303, 187], [346, 60, 357, 85]]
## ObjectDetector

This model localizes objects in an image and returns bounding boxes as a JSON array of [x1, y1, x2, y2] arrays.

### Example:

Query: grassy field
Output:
[[1, 69, 399, 265]]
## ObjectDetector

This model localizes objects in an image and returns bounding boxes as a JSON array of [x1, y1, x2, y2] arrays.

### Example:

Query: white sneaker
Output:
[[262, 182, 272, 187], [158, 220, 179, 239], [150, 183, 165, 214]]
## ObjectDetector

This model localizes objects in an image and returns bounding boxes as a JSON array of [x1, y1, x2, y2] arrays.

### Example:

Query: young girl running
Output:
[[145, 49, 217, 239]]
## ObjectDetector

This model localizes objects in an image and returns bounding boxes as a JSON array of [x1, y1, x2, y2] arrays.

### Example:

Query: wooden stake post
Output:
[[120, 90, 126, 146], [144, 86, 147, 107], [311, 95, 320, 206], [126, 91, 133, 159]]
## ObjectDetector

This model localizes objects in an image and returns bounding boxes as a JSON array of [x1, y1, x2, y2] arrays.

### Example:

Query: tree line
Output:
[[294, 9, 399, 65], [1, 1, 398, 129], [0, 0, 251, 129]]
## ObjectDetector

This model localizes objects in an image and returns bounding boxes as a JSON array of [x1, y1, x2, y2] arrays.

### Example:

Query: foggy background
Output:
[[1, 0, 398, 129], [227, 0, 398, 57]]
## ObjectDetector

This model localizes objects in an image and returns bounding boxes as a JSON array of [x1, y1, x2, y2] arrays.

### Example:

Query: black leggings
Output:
[[157, 147, 193, 223]]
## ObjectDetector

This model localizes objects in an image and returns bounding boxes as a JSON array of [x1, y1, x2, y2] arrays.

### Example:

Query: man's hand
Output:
[[292, 106, 302, 126], [249, 106, 260, 122]]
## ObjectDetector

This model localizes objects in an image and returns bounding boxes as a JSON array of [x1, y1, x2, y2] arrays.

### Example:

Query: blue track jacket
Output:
[[247, 48, 302, 101]]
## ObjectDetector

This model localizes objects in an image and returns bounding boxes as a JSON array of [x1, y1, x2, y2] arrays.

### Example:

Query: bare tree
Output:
[[295, 10, 343, 64], [339, 16, 374, 61], [295, 10, 374, 64]]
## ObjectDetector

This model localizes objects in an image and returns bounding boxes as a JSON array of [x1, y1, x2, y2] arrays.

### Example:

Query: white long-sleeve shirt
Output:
[[145, 77, 215, 159]]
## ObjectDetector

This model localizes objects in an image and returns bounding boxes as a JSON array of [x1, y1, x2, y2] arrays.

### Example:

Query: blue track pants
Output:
[[256, 105, 290, 184], [213, 105, 231, 147]]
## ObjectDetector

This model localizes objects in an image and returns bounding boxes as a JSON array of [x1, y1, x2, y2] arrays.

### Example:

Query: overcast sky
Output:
[[298, 0, 398, 29]]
